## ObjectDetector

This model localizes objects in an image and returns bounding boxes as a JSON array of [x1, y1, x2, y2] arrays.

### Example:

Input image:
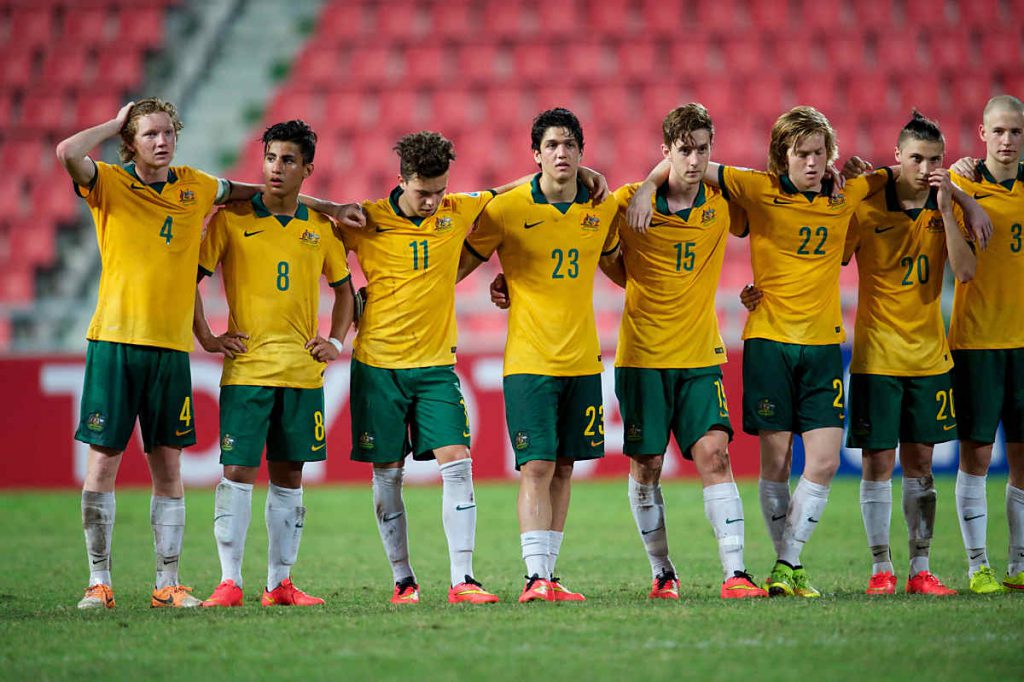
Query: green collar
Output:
[[252, 193, 308, 226], [978, 160, 1024, 190], [884, 172, 938, 219], [779, 173, 833, 202], [388, 186, 425, 226], [530, 173, 590, 214], [124, 162, 177, 193], [655, 181, 707, 221]]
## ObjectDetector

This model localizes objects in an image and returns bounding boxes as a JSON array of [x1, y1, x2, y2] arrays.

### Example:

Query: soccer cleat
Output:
[[202, 579, 244, 607], [905, 571, 957, 596], [77, 583, 115, 610], [792, 567, 821, 598], [1003, 570, 1024, 591], [518, 574, 554, 603], [721, 571, 768, 599], [549, 577, 586, 602], [448, 576, 499, 604], [649, 570, 680, 600], [261, 578, 325, 606], [969, 566, 1009, 594], [151, 584, 202, 608], [390, 576, 420, 605], [765, 562, 795, 597], [866, 571, 897, 595]]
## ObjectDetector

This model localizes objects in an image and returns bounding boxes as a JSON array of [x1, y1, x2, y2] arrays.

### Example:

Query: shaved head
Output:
[[983, 95, 1024, 123]]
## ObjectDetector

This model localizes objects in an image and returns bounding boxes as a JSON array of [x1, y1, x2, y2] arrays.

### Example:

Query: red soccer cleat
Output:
[[391, 576, 420, 605], [202, 579, 244, 607], [518, 574, 554, 603], [448, 577, 499, 604], [649, 570, 680, 600], [261, 578, 325, 606], [905, 571, 957, 596], [721, 571, 768, 599], [866, 571, 897, 596], [549, 577, 586, 602]]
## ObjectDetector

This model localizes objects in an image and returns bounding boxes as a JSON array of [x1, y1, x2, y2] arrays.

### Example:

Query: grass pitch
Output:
[[1, 477, 1021, 681]]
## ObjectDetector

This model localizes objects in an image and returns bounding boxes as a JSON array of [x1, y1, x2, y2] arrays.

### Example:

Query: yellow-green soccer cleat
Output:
[[1003, 570, 1024, 591], [765, 562, 795, 597], [969, 566, 1009, 594], [792, 567, 821, 598]]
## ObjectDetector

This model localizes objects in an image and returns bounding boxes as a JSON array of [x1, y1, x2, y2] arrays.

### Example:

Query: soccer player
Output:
[[56, 99, 260, 609], [459, 108, 621, 603], [841, 112, 974, 596], [601, 104, 767, 600], [195, 120, 353, 607], [948, 95, 1024, 593]]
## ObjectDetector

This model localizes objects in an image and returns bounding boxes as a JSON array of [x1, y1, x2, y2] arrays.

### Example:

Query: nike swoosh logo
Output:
[[650, 220, 671, 227], [523, 220, 544, 229], [130, 183, 147, 190], [382, 512, 404, 522], [808, 517, 820, 523], [943, 423, 957, 431], [311, 442, 326, 452], [725, 518, 743, 524], [964, 513, 986, 521], [970, 552, 984, 560], [590, 440, 604, 447], [771, 514, 786, 521], [455, 504, 476, 511], [874, 225, 896, 234], [375, 226, 398, 232], [92, 558, 105, 565], [162, 558, 178, 565], [641, 525, 665, 536], [973, 193, 993, 200], [244, 230, 264, 237], [153, 594, 174, 606], [773, 197, 794, 205], [175, 428, 193, 436], [463, 431, 471, 438]]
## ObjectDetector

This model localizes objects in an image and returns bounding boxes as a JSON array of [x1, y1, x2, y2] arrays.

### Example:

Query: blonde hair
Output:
[[982, 94, 1024, 123], [767, 106, 837, 176], [118, 97, 183, 163]]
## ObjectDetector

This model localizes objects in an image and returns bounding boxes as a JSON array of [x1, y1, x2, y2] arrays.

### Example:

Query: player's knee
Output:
[[629, 454, 663, 483], [695, 446, 731, 480], [553, 459, 574, 481]]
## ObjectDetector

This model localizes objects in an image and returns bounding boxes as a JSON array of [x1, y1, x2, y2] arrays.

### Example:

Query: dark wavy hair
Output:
[[531, 108, 584, 152], [393, 131, 456, 179], [263, 119, 317, 164]]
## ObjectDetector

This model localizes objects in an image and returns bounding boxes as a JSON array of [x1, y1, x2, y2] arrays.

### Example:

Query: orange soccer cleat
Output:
[[721, 571, 769, 599], [549, 577, 586, 602], [151, 584, 202, 608], [78, 583, 115, 610], [518, 574, 554, 603], [390, 576, 420, 605], [649, 570, 681, 600]]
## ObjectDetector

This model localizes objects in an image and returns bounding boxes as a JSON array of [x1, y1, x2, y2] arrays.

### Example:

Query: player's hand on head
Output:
[[841, 156, 873, 180], [740, 283, 762, 311], [951, 156, 980, 181], [202, 331, 249, 358], [626, 185, 655, 233], [305, 336, 341, 362], [489, 273, 510, 309], [114, 101, 135, 130]]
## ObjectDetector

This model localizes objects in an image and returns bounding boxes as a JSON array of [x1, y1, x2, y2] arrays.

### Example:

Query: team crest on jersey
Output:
[[756, 399, 775, 418], [580, 214, 601, 231], [358, 432, 375, 450], [434, 216, 454, 233], [221, 434, 236, 452], [299, 229, 321, 247], [701, 208, 716, 225], [179, 189, 196, 205], [85, 412, 106, 433], [625, 423, 643, 442], [827, 194, 846, 208], [513, 431, 530, 451], [925, 215, 945, 233]]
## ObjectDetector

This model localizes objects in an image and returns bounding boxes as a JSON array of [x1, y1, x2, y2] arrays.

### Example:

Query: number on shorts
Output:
[[584, 405, 605, 436], [713, 379, 729, 416], [832, 378, 844, 408], [313, 410, 325, 441], [935, 389, 955, 421], [276, 261, 290, 291], [179, 396, 192, 426]]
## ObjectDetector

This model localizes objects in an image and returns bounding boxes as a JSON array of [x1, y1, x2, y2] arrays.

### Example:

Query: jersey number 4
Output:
[[160, 216, 174, 245]]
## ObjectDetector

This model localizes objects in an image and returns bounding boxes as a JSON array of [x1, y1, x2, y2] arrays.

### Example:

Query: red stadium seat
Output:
[[565, 42, 613, 85], [325, 90, 369, 129], [586, 0, 635, 34], [404, 45, 448, 88], [349, 47, 401, 85], [978, 29, 1023, 71], [314, 2, 368, 45], [749, 0, 792, 33], [794, 0, 845, 29], [720, 36, 765, 74], [291, 48, 343, 88], [0, 266, 33, 304], [873, 30, 924, 74], [480, 0, 525, 39], [265, 90, 324, 128], [38, 48, 92, 89], [512, 43, 556, 86], [0, 96, 12, 128], [739, 75, 785, 117], [454, 44, 501, 86], [926, 30, 971, 71], [844, 74, 895, 115], [373, 1, 427, 42], [18, 91, 70, 134], [428, 1, 476, 40], [534, 0, 580, 38], [483, 86, 528, 129], [0, 138, 48, 184], [956, 0, 1003, 28], [73, 92, 123, 129], [792, 74, 840, 111], [903, 1, 954, 29], [9, 220, 55, 267], [640, 0, 686, 36], [897, 74, 943, 119], [114, 7, 166, 49], [7, 8, 55, 49], [429, 89, 480, 133], [61, 7, 111, 46], [95, 46, 145, 90], [377, 90, 431, 134], [0, 49, 37, 91], [616, 42, 659, 82], [855, 0, 897, 25], [588, 84, 635, 127], [692, 0, 739, 35]]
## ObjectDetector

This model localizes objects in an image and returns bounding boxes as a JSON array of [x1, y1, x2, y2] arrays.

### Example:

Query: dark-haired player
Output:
[[195, 120, 353, 607]]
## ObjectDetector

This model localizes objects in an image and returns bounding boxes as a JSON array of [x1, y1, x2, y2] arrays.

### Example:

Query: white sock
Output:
[[213, 478, 252, 586], [151, 495, 185, 589], [520, 530, 548, 578], [628, 476, 674, 578], [778, 477, 829, 567], [1007, 484, 1024, 575], [860, 479, 893, 574], [703, 482, 745, 580], [265, 484, 305, 591], [547, 530, 564, 578], [955, 470, 989, 574], [759, 479, 791, 557], [82, 490, 115, 587], [903, 475, 936, 575], [372, 467, 414, 583], [440, 459, 476, 586]]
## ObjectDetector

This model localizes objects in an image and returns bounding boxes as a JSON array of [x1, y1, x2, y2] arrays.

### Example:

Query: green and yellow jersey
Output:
[[613, 181, 745, 369], [718, 165, 887, 345], [465, 175, 620, 376], [75, 161, 227, 352], [339, 187, 494, 369], [844, 170, 967, 376], [199, 194, 350, 388], [949, 162, 1024, 350]]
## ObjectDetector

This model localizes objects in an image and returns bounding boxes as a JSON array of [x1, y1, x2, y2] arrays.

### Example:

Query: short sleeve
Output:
[[453, 190, 496, 223], [465, 199, 504, 261], [198, 210, 228, 276], [718, 165, 762, 207], [74, 160, 111, 205], [727, 201, 749, 237], [845, 167, 890, 205], [324, 228, 351, 286]]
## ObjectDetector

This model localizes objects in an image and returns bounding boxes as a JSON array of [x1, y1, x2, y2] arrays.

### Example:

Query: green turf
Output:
[[1, 477, 1021, 681]]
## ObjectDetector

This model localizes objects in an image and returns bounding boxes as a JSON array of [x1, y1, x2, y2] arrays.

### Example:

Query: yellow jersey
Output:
[[465, 175, 620, 376], [719, 165, 887, 345], [949, 162, 1024, 350], [339, 187, 494, 369], [614, 181, 746, 369], [199, 194, 350, 388], [845, 171, 966, 375], [76, 161, 227, 352]]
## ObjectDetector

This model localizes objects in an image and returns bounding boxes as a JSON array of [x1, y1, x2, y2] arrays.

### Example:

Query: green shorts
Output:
[[846, 372, 957, 449], [952, 348, 1024, 443], [742, 338, 845, 435], [75, 340, 195, 452], [349, 359, 470, 463], [503, 373, 605, 468], [615, 366, 733, 459], [218, 385, 327, 467]]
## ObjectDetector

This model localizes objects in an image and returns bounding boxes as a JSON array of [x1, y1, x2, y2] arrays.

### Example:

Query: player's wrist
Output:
[[328, 337, 344, 354]]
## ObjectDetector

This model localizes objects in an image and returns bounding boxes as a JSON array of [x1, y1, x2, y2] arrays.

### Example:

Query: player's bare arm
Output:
[[599, 244, 625, 288], [934, 169, 976, 282], [55, 102, 135, 187], [949, 183, 992, 249], [300, 195, 367, 229], [305, 281, 354, 363], [455, 244, 485, 283], [192, 284, 248, 358]]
